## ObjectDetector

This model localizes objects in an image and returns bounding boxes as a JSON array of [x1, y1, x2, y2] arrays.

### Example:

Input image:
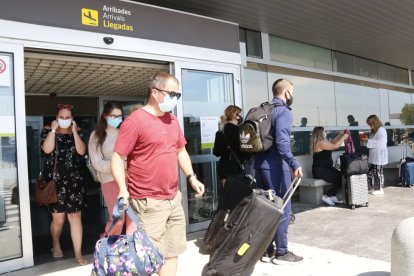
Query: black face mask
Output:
[[237, 115, 244, 125], [286, 91, 293, 106]]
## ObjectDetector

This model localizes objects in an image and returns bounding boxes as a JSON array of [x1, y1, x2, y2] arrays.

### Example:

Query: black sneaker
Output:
[[272, 251, 303, 265], [260, 251, 275, 263]]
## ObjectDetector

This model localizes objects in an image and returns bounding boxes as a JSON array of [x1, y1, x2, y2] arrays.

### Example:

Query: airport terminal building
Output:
[[0, 0, 413, 272]]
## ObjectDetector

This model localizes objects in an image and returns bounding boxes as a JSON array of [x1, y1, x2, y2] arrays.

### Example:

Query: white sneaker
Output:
[[371, 190, 384, 195], [330, 196, 339, 203], [321, 195, 335, 206]]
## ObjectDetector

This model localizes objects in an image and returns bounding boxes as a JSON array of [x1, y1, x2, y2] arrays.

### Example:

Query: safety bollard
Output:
[[391, 217, 414, 276]]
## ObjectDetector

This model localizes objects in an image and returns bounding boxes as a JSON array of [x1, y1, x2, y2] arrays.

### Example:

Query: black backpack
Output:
[[239, 102, 282, 153]]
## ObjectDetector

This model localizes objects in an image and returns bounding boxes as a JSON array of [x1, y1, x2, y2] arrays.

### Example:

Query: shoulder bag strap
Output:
[[222, 125, 244, 171], [52, 134, 58, 180], [105, 198, 144, 236]]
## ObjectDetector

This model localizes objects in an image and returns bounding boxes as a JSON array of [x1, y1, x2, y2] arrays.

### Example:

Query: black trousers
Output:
[[312, 166, 342, 196]]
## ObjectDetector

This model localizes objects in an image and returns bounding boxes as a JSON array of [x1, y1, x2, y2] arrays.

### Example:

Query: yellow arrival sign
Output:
[[81, 8, 98, 27]]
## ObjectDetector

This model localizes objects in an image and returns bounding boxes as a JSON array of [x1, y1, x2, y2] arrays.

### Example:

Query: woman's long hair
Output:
[[310, 126, 326, 154], [220, 105, 241, 130], [95, 101, 122, 150], [366, 114, 382, 136]]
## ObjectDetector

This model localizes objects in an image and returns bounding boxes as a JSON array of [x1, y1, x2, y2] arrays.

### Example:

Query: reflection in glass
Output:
[[388, 90, 412, 125], [181, 69, 234, 155], [379, 89, 390, 123], [333, 51, 355, 75], [267, 71, 336, 126], [269, 35, 332, 71], [355, 57, 377, 79], [291, 130, 311, 155], [378, 63, 409, 84], [181, 69, 234, 225], [244, 67, 269, 108], [335, 83, 380, 127], [0, 52, 22, 261], [187, 162, 218, 224], [245, 29, 263, 59], [292, 117, 311, 155]]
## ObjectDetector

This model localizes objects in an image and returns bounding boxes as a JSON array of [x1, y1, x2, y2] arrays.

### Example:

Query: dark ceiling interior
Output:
[[134, 0, 414, 70]]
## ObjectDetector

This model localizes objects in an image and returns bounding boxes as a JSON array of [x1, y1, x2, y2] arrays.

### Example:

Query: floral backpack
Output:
[[91, 198, 164, 276]]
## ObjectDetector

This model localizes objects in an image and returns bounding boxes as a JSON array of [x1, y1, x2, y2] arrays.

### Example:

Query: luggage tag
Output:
[[237, 243, 250, 256]]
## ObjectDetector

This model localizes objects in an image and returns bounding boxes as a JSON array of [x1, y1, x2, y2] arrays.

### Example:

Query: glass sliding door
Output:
[[0, 43, 32, 272], [175, 62, 241, 232]]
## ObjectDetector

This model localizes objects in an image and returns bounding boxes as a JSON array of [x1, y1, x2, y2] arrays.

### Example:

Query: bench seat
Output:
[[299, 178, 331, 204], [384, 161, 400, 169], [383, 161, 400, 184]]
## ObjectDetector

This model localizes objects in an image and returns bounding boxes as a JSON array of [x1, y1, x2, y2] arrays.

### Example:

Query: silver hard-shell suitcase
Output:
[[345, 173, 369, 210]]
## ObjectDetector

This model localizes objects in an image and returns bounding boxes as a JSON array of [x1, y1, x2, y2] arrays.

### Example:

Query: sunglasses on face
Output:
[[153, 87, 182, 100], [57, 104, 74, 110]]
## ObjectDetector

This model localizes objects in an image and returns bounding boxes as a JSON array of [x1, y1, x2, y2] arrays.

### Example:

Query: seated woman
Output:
[[310, 127, 349, 206]]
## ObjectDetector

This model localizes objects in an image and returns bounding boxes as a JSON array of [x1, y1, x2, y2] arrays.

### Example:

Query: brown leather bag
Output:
[[35, 177, 57, 205], [35, 136, 59, 205]]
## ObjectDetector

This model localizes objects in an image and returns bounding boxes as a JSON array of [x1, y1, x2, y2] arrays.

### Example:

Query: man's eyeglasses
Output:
[[57, 104, 74, 110], [153, 88, 181, 100], [108, 115, 123, 119]]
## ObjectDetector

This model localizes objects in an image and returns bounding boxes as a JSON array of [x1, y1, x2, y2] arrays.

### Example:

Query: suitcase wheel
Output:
[[289, 214, 295, 225], [365, 202, 369, 207]]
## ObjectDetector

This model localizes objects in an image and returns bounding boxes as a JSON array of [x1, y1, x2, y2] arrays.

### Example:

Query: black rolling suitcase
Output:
[[204, 174, 256, 251], [206, 177, 301, 276]]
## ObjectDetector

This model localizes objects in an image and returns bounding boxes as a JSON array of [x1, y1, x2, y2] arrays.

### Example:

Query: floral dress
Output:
[[40, 129, 86, 213]]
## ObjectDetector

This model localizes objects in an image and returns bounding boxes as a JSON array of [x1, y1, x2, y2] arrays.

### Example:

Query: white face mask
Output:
[[58, 118, 72, 129], [158, 94, 178, 113]]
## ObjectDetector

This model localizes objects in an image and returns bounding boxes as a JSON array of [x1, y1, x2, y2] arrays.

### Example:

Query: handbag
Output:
[[35, 137, 58, 205], [340, 153, 369, 176], [91, 198, 165, 276]]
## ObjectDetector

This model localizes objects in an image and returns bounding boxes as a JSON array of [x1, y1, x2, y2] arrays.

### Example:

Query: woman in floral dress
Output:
[[40, 104, 88, 265]]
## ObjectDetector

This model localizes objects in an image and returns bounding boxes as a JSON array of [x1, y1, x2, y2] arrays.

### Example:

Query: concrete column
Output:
[[391, 217, 414, 276]]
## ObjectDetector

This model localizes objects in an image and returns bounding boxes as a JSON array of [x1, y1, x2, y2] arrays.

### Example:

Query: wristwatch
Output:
[[51, 129, 56, 134], [186, 173, 197, 181]]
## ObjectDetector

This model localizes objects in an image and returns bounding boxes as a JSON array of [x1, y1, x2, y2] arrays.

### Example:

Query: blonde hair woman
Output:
[[360, 115, 388, 195], [310, 127, 349, 206], [213, 105, 244, 186]]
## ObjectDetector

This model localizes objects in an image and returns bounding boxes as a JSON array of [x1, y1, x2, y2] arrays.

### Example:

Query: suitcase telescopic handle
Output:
[[281, 177, 301, 211]]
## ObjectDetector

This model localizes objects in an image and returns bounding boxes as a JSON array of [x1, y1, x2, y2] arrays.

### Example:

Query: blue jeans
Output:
[[255, 168, 292, 256]]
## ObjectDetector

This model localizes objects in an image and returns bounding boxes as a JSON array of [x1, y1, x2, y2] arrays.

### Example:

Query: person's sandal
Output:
[[51, 248, 63, 258], [76, 257, 88, 265]]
